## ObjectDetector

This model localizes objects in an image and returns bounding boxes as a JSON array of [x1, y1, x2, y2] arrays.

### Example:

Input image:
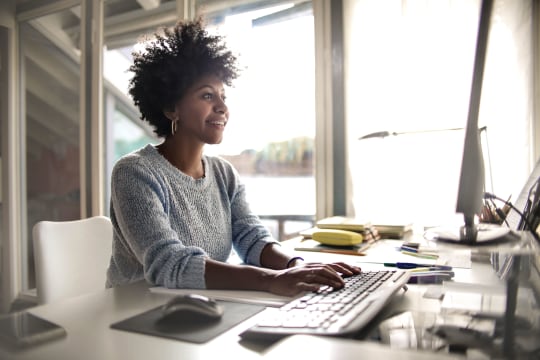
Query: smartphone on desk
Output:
[[0, 311, 66, 350]]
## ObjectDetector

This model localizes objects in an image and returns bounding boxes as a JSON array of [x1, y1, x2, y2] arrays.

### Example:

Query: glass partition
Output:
[[20, 8, 81, 290]]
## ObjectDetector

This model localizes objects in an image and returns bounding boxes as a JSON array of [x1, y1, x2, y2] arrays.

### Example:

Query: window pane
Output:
[[110, 108, 155, 162], [197, 1, 316, 240], [21, 9, 81, 289], [103, 22, 159, 214]]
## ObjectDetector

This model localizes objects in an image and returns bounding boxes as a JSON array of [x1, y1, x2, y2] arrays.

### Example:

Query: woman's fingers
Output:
[[272, 262, 362, 296], [329, 262, 362, 276], [299, 261, 361, 276], [301, 267, 344, 289]]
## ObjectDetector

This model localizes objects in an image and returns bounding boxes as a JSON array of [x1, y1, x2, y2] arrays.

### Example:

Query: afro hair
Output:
[[128, 17, 240, 137]]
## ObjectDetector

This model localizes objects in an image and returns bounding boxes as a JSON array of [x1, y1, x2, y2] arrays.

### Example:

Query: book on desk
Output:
[[314, 216, 413, 239], [296, 216, 412, 254], [295, 216, 380, 255]]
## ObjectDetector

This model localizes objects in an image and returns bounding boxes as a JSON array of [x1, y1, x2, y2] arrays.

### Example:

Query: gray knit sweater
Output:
[[106, 144, 276, 289]]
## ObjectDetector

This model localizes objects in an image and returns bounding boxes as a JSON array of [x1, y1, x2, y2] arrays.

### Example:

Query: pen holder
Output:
[[480, 200, 510, 224]]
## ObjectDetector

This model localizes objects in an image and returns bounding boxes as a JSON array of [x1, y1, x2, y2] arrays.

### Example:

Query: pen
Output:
[[402, 242, 420, 249], [400, 245, 419, 253], [384, 262, 452, 270], [401, 250, 439, 260]]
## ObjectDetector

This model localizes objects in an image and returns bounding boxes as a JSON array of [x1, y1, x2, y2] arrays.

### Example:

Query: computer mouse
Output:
[[159, 294, 224, 322]]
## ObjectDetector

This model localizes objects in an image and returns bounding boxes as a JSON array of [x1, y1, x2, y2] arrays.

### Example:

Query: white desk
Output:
[[0, 236, 535, 360], [1, 280, 268, 360], [1, 281, 471, 360]]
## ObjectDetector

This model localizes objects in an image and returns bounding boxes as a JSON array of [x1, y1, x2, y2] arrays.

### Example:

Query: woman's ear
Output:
[[163, 108, 177, 122], [163, 102, 178, 121]]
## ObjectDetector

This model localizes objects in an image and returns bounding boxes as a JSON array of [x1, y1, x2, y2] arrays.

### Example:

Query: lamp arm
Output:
[[393, 127, 464, 136]]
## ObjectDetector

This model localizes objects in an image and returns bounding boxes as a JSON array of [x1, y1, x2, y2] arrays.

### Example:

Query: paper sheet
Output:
[[349, 240, 472, 268]]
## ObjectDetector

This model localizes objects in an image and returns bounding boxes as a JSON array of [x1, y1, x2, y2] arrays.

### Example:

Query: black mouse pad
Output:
[[110, 301, 265, 344]]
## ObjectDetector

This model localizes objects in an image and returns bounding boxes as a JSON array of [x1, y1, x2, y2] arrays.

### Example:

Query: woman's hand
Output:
[[264, 262, 361, 297]]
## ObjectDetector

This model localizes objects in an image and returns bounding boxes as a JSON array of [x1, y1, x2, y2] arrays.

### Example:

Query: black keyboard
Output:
[[240, 270, 410, 341]]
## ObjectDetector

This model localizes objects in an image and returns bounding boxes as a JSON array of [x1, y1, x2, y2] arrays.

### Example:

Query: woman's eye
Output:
[[203, 93, 213, 100]]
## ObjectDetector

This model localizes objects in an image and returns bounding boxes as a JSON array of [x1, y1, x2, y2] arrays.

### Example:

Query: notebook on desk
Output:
[[313, 216, 412, 239]]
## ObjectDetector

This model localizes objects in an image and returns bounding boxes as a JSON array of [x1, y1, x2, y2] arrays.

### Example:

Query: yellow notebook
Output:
[[311, 229, 363, 246]]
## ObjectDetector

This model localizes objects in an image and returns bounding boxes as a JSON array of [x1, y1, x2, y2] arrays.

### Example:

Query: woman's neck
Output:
[[156, 139, 205, 179]]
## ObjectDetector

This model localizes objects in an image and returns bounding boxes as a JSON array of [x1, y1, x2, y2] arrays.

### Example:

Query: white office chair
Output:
[[32, 215, 113, 304]]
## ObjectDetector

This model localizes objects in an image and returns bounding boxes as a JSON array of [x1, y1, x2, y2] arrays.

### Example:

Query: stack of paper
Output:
[[373, 223, 413, 239]]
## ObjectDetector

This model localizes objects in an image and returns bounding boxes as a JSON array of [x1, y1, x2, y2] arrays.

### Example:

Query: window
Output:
[[344, 0, 534, 228], [195, 1, 317, 240], [100, 1, 318, 240], [103, 49, 157, 208]]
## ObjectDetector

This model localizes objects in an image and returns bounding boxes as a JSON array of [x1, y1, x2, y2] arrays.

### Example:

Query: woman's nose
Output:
[[215, 99, 228, 114]]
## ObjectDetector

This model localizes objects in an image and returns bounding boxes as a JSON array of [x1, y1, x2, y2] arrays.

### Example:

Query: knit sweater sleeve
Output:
[[109, 156, 207, 289], [215, 158, 278, 266]]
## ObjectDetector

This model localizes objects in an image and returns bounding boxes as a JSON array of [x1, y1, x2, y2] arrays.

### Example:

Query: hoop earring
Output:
[[171, 120, 178, 136]]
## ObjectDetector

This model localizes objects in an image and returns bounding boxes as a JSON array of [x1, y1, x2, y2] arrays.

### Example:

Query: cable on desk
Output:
[[484, 192, 540, 243]]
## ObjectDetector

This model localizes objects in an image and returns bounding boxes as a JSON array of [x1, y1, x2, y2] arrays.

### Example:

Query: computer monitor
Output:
[[426, 0, 511, 245], [505, 157, 540, 231], [453, 0, 492, 243]]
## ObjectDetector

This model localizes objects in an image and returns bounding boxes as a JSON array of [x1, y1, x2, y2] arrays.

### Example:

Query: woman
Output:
[[106, 18, 360, 296]]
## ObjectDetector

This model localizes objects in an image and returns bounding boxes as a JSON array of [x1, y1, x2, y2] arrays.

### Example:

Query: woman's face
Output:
[[172, 74, 229, 145]]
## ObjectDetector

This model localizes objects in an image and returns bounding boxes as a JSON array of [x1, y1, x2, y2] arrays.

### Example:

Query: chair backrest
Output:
[[32, 215, 113, 304]]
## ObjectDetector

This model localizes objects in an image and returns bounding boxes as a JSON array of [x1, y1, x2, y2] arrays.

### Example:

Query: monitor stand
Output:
[[424, 215, 515, 245]]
